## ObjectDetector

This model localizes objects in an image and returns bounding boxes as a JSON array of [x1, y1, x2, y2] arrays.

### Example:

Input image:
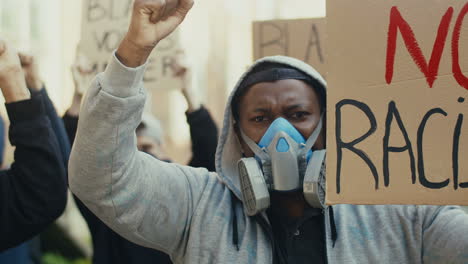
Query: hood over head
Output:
[[215, 55, 327, 201]]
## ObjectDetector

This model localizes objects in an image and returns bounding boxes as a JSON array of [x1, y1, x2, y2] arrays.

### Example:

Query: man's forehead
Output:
[[241, 80, 318, 104]]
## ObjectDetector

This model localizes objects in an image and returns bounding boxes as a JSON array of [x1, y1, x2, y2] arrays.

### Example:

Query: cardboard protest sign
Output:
[[327, 0, 468, 205], [80, 0, 182, 90], [253, 18, 326, 77]]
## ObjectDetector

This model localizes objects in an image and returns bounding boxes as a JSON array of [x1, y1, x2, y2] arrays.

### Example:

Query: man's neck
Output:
[[270, 191, 308, 219]]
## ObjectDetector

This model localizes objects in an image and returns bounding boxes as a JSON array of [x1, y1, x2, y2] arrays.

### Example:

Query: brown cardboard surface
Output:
[[327, 0, 468, 205], [253, 18, 326, 78], [79, 0, 182, 90]]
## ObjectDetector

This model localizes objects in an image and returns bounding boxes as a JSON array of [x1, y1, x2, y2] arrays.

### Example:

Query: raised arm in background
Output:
[[0, 39, 67, 251], [172, 53, 218, 171], [62, 53, 94, 143], [19, 53, 71, 167]]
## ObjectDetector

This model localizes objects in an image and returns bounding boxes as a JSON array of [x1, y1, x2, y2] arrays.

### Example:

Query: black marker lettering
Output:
[[417, 108, 449, 189], [383, 101, 416, 187], [455, 98, 467, 188], [305, 24, 324, 64], [453, 113, 463, 189], [259, 22, 288, 58], [335, 99, 379, 194]]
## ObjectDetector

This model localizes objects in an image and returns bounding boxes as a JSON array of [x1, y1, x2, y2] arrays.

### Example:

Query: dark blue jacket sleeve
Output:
[[186, 106, 218, 172], [31, 88, 71, 167], [0, 96, 67, 251]]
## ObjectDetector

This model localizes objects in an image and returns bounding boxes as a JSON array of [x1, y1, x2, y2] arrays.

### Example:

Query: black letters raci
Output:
[[334, 97, 467, 194]]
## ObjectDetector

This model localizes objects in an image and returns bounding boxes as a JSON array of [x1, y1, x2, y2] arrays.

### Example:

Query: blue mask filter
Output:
[[257, 118, 313, 162]]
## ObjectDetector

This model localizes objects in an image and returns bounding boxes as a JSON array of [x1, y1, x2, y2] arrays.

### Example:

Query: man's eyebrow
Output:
[[253, 108, 269, 113], [285, 104, 305, 111]]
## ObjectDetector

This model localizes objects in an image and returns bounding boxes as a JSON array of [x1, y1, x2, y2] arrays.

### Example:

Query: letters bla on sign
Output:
[[327, 0, 468, 205], [80, 0, 182, 90], [252, 18, 326, 78]]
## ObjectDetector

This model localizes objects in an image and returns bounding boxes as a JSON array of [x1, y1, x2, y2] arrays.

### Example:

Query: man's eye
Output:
[[291, 112, 309, 119], [253, 116, 266, 122]]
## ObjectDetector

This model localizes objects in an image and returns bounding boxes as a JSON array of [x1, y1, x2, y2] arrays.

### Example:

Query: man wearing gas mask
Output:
[[69, 0, 468, 263], [230, 62, 328, 262]]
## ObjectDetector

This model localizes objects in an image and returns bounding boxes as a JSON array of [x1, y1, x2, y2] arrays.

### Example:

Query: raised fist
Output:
[[18, 53, 43, 91], [0, 40, 22, 85], [128, 0, 193, 49], [0, 39, 30, 103], [117, 0, 194, 67]]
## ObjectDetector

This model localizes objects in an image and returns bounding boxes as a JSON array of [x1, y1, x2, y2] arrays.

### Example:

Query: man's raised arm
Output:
[[68, 0, 206, 256]]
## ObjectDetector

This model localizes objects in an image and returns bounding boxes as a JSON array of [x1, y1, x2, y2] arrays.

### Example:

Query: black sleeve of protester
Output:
[[31, 88, 71, 166], [62, 113, 78, 145], [186, 106, 218, 172], [0, 96, 67, 251]]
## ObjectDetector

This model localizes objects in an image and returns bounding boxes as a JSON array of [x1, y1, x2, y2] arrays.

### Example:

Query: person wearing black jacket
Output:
[[62, 53, 218, 264], [0, 51, 73, 264], [0, 39, 67, 251]]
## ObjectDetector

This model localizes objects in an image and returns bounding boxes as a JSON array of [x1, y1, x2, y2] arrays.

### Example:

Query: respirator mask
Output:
[[238, 116, 326, 216]]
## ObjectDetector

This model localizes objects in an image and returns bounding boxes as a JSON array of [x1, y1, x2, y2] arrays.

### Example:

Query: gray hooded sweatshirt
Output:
[[69, 52, 468, 264]]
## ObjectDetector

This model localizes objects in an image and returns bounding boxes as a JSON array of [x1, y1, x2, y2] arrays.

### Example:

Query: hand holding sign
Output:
[[0, 39, 30, 103], [117, 0, 194, 67]]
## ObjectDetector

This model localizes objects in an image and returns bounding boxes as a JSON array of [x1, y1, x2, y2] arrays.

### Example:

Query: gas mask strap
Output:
[[301, 115, 324, 155], [239, 128, 269, 160]]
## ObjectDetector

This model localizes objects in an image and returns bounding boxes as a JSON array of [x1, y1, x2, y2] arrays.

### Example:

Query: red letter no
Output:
[[385, 6, 453, 88], [385, 3, 468, 90]]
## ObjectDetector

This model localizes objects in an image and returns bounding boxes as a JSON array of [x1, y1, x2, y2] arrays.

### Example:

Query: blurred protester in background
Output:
[[64, 50, 218, 264], [21, 53, 89, 263], [136, 112, 169, 161], [0, 49, 77, 264], [172, 50, 218, 171], [0, 39, 67, 253], [136, 51, 218, 170]]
